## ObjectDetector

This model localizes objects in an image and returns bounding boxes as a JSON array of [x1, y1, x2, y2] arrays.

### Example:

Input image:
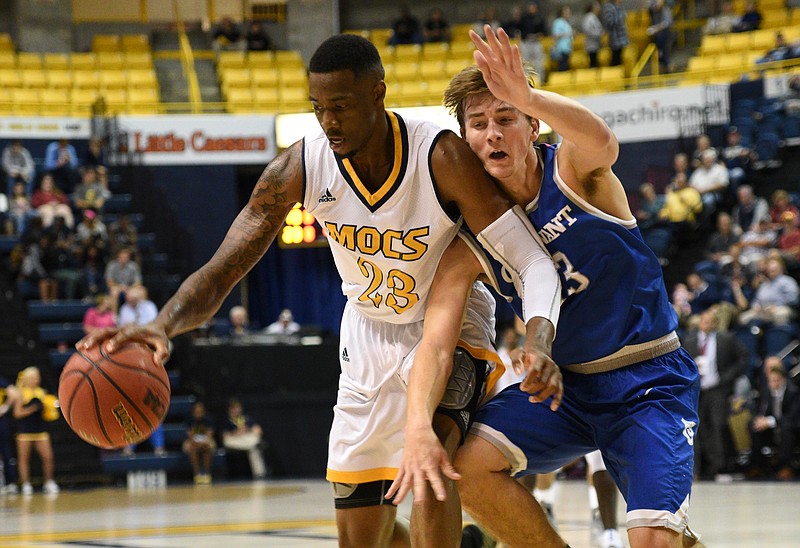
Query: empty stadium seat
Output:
[[40, 89, 70, 115], [274, 50, 304, 68], [124, 52, 154, 70], [0, 51, 15, 69], [217, 50, 247, 70], [11, 88, 40, 115], [422, 42, 449, 61], [251, 67, 280, 88], [0, 68, 21, 88], [21, 69, 47, 88], [121, 33, 150, 52], [278, 66, 307, 87], [72, 70, 100, 89], [248, 50, 275, 68], [226, 88, 254, 113], [97, 52, 124, 70], [127, 69, 158, 89], [47, 70, 72, 89], [92, 34, 121, 52], [43, 53, 70, 70], [100, 71, 127, 90], [70, 52, 97, 70], [394, 44, 421, 62]]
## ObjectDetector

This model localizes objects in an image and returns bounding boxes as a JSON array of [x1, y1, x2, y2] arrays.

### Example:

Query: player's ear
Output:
[[529, 118, 540, 143], [373, 80, 386, 104]]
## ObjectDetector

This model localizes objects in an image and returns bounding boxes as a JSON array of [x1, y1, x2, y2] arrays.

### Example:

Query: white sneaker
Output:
[[43, 480, 60, 494], [2, 483, 18, 495], [590, 508, 603, 546], [21, 482, 33, 496], [598, 528, 623, 548]]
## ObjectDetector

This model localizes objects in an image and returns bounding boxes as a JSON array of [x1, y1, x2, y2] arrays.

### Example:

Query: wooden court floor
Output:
[[0, 477, 798, 547]]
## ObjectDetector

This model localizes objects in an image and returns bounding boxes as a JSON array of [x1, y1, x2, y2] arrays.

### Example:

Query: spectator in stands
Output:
[[602, 0, 630, 67], [46, 221, 82, 301], [732, 185, 770, 234], [732, 0, 762, 33], [0, 376, 20, 494], [222, 398, 267, 479], [31, 174, 73, 229], [686, 271, 722, 317], [2, 140, 35, 197], [80, 243, 107, 300], [82, 293, 116, 335], [689, 148, 729, 213], [704, 0, 739, 35], [768, 189, 799, 230], [245, 20, 272, 52], [95, 166, 112, 202], [749, 357, 800, 480], [184, 401, 215, 484], [647, 0, 673, 73], [682, 308, 749, 479], [107, 214, 138, 257], [691, 134, 715, 169], [212, 17, 244, 54], [17, 236, 58, 302], [423, 7, 451, 43], [673, 151, 691, 180], [671, 282, 693, 324], [777, 211, 800, 271], [104, 247, 142, 311], [75, 209, 107, 249], [118, 285, 158, 328], [12, 366, 59, 495], [472, 7, 502, 39], [550, 6, 574, 72], [755, 31, 793, 64], [72, 167, 106, 215], [635, 182, 671, 260], [738, 217, 778, 266], [228, 305, 252, 338], [265, 308, 300, 335], [658, 172, 703, 228], [720, 126, 754, 191], [82, 138, 107, 170], [389, 5, 423, 46], [6, 181, 37, 236], [583, 1, 604, 68], [44, 139, 80, 194], [515, 2, 549, 83], [696, 212, 741, 278]]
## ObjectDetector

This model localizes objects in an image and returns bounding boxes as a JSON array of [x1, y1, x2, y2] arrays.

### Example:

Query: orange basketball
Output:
[[58, 342, 171, 449]]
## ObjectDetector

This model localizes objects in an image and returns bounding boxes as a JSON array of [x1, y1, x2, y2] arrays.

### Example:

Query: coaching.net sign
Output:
[[577, 85, 729, 144], [117, 114, 277, 165]]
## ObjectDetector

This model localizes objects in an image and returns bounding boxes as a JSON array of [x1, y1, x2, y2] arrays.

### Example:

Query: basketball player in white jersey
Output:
[[78, 34, 561, 548]]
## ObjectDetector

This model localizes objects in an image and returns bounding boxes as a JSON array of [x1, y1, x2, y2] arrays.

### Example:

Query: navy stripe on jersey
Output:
[[428, 129, 462, 223]]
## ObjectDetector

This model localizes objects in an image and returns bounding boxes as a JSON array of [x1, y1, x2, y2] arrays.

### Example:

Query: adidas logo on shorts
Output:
[[341, 348, 350, 362], [319, 189, 336, 203]]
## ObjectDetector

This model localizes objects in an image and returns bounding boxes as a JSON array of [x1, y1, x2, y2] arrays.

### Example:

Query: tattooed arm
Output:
[[77, 141, 305, 365]]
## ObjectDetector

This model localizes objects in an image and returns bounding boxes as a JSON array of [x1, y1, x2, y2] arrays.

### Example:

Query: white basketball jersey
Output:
[[303, 111, 460, 324]]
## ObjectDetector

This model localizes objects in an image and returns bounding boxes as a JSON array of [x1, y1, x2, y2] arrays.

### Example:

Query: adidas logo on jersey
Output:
[[319, 189, 336, 203], [341, 348, 350, 362]]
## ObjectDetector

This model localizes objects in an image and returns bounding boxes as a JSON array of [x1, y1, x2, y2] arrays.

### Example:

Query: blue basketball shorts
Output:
[[470, 347, 700, 532]]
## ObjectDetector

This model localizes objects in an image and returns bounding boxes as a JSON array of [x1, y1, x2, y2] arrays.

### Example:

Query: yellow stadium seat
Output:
[[92, 34, 121, 52], [449, 40, 475, 61], [97, 52, 124, 70], [397, 81, 429, 106], [279, 86, 310, 112], [597, 47, 612, 67], [376, 44, 394, 64], [279, 66, 307, 87], [127, 69, 158, 89], [717, 53, 744, 75], [128, 88, 160, 114], [17, 52, 42, 69], [0, 88, 12, 115], [784, 27, 800, 42], [573, 68, 599, 85], [724, 33, 751, 53], [761, 11, 788, 29], [0, 33, 12, 51], [251, 67, 280, 88], [699, 34, 726, 56], [599, 66, 625, 82], [393, 44, 421, 62], [688, 56, 715, 72], [369, 28, 393, 46], [422, 42, 449, 61], [221, 68, 251, 88], [546, 71, 573, 88], [100, 71, 127, 89], [253, 87, 281, 112], [0, 69, 21, 88], [0, 51, 15, 69], [248, 51, 275, 68], [101, 88, 127, 113], [40, 88, 70, 115], [450, 23, 473, 42], [11, 88, 40, 115], [21, 69, 47, 88], [121, 34, 150, 52], [70, 88, 100, 115], [793, 7, 800, 25], [70, 53, 97, 70], [124, 52, 153, 70], [72, 70, 100, 89], [426, 78, 450, 98], [43, 53, 70, 70], [218, 50, 247, 70], [745, 51, 763, 66], [47, 70, 72, 89], [420, 60, 446, 80], [571, 51, 590, 70], [274, 50, 304, 68], [444, 58, 470, 77], [392, 61, 419, 82], [227, 88, 254, 113]]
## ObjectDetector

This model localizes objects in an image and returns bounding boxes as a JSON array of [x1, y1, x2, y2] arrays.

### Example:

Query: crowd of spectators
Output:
[[210, 17, 273, 54]]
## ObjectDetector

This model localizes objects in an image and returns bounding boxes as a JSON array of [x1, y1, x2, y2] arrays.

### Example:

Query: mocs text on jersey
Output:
[[324, 222, 430, 261]]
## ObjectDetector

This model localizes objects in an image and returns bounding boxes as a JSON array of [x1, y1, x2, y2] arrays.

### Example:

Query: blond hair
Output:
[[443, 64, 537, 131]]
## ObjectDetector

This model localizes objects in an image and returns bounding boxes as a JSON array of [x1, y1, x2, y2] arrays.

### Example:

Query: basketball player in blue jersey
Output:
[[390, 26, 702, 548], [77, 34, 562, 548]]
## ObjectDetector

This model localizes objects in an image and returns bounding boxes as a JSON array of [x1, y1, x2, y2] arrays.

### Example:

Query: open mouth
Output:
[[489, 150, 508, 160]]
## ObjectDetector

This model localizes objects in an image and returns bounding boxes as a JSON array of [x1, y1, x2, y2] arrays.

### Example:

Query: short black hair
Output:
[[309, 34, 385, 81]]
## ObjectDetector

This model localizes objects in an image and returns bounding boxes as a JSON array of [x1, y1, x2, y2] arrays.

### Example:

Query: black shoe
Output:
[[461, 524, 497, 548]]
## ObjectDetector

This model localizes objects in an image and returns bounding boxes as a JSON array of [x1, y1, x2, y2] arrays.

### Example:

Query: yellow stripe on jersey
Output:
[[341, 111, 404, 207], [457, 339, 506, 405], [326, 466, 399, 483]]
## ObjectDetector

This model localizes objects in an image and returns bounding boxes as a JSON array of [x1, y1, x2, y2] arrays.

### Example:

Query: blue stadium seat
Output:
[[28, 300, 91, 321], [104, 194, 133, 213], [49, 349, 75, 369], [167, 394, 196, 419], [0, 236, 20, 254], [37, 323, 85, 344], [137, 233, 156, 251], [754, 131, 781, 161], [102, 212, 144, 229]]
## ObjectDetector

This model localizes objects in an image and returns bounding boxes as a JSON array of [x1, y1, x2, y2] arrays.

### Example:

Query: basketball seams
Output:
[[98, 346, 170, 392], [59, 367, 116, 447]]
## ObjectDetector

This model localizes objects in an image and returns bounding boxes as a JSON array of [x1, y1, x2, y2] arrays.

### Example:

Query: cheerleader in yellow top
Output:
[[13, 367, 59, 495]]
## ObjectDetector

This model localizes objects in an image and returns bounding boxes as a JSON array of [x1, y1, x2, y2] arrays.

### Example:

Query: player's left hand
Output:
[[511, 346, 563, 411], [385, 425, 460, 505]]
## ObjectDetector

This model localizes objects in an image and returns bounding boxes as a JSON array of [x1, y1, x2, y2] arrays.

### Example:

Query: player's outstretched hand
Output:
[[77, 323, 171, 367], [385, 425, 460, 505], [511, 346, 563, 411], [469, 25, 532, 111]]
